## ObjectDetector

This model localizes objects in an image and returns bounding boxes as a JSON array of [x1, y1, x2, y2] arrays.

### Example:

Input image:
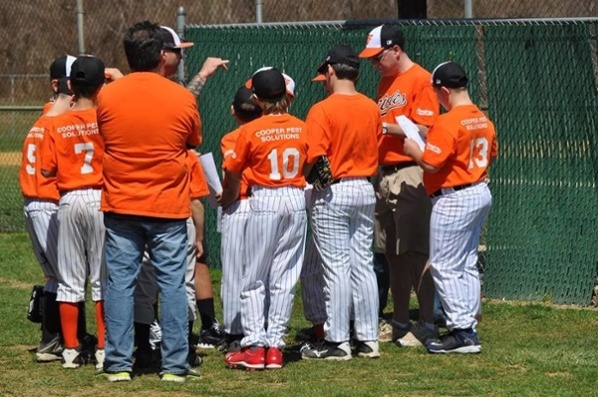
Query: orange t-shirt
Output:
[[221, 128, 252, 199], [40, 108, 103, 192], [376, 63, 439, 165], [42, 101, 54, 115], [305, 93, 380, 178], [96, 72, 201, 219], [19, 115, 60, 201], [187, 150, 209, 199], [422, 104, 498, 195], [226, 114, 307, 188]]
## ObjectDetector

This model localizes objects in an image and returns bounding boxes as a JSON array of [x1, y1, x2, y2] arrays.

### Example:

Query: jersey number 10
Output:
[[267, 148, 300, 180]]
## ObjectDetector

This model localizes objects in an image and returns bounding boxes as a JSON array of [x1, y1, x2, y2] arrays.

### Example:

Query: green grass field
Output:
[[1, 232, 598, 397]]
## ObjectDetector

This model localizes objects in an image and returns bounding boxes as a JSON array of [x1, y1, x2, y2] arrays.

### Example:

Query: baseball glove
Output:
[[27, 285, 44, 323], [307, 156, 334, 191]]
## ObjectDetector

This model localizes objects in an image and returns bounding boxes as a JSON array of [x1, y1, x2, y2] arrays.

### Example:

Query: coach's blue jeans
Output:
[[103, 213, 189, 375]]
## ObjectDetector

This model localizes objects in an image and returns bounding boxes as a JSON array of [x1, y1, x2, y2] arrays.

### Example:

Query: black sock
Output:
[[196, 298, 216, 330], [134, 322, 151, 351], [41, 292, 61, 343], [77, 301, 87, 340]]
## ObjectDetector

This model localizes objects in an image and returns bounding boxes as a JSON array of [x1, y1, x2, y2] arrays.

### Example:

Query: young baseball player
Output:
[[359, 24, 440, 347], [19, 55, 75, 362], [220, 67, 307, 370], [403, 61, 497, 354], [40, 55, 107, 369], [218, 85, 263, 351], [300, 44, 381, 361]]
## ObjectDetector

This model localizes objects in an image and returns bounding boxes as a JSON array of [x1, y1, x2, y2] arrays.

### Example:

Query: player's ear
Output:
[[230, 104, 235, 116], [51, 79, 59, 93]]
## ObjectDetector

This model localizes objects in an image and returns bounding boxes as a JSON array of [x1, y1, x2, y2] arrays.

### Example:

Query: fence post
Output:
[[77, 0, 85, 55], [177, 6, 186, 84], [256, 0, 263, 24], [464, 0, 473, 18]]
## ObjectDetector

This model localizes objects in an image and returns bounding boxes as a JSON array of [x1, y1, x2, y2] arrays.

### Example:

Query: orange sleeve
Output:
[[410, 82, 439, 127], [422, 122, 455, 169], [226, 126, 250, 174], [187, 150, 209, 198], [305, 103, 329, 163], [39, 120, 57, 175]]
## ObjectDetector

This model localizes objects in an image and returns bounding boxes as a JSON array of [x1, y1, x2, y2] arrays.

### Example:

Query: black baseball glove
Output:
[[307, 156, 335, 191]]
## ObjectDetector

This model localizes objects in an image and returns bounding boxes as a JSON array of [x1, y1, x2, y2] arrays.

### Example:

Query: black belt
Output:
[[380, 161, 418, 173], [430, 183, 474, 199]]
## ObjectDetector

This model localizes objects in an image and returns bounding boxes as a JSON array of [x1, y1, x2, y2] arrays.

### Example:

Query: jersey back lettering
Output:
[[226, 114, 307, 188], [19, 115, 60, 200], [422, 104, 498, 195], [40, 108, 104, 192]]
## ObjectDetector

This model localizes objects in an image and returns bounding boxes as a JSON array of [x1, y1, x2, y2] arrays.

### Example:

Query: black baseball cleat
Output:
[[301, 341, 352, 361], [196, 323, 226, 349], [427, 328, 481, 354]]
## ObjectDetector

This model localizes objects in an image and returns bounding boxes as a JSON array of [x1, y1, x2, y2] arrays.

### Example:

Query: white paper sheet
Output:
[[199, 152, 223, 208], [395, 115, 426, 151]]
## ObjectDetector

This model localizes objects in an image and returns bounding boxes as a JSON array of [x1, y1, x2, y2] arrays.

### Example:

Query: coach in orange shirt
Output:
[[96, 21, 201, 382], [404, 62, 497, 354], [300, 45, 381, 361], [360, 24, 439, 347]]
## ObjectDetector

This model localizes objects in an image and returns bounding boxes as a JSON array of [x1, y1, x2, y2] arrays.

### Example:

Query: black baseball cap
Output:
[[160, 26, 194, 50], [251, 67, 286, 100], [359, 25, 405, 58], [317, 44, 360, 74], [232, 85, 263, 121], [49, 55, 77, 95], [431, 61, 468, 88], [70, 56, 106, 89]]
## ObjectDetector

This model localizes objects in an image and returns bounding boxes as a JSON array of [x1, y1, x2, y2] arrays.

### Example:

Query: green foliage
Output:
[[1, 233, 598, 396]]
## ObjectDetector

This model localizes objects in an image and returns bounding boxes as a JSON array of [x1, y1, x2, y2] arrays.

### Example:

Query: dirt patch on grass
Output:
[[0, 277, 31, 289], [0, 152, 21, 166]]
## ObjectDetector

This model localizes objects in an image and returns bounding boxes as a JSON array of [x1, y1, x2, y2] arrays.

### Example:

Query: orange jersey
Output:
[[19, 115, 60, 201], [40, 108, 103, 192], [96, 72, 201, 219], [422, 104, 498, 195], [187, 150, 209, 199], [305, 93, 380, 178], [42, 101, 54, 115], [376, 63, 439, 164], [226, 114, 307, 188], [221, 128, 252, 199]]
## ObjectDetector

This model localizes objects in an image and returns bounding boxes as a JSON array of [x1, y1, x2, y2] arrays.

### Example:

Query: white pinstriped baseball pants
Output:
[[429, 182, 492, 331], [311, 178, 379, 343], [240, 186, 306, 349], [23, 199, 59, 293], [56, 189, 106, 303], [220, 199, 250, 335]]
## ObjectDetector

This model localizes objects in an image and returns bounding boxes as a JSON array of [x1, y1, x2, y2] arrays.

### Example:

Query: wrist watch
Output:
[[382, 122, 389, 135]]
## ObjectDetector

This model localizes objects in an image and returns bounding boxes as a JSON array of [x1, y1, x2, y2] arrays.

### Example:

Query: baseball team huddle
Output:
[[19, 20, 497, 382]]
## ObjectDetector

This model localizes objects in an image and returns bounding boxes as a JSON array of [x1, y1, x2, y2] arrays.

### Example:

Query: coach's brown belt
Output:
[[380, 161, 418, 173], [429, 183, 474, 199]]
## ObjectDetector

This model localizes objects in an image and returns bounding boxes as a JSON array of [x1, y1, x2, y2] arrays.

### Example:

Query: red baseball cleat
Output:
[[225, 346, 266, 370], [265, 347, 283, 369]]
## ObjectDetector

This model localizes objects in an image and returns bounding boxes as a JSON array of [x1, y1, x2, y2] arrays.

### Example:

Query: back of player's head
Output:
[[251, 67, 286, 101], [49, 55, 76, 95], [359, 24, 405, 59], [317, 44, 360, 81], [70, 56, 106, 98], [124, 21, 163, 72], [232, 86, 262, 123], [431, 61, 468, 89]]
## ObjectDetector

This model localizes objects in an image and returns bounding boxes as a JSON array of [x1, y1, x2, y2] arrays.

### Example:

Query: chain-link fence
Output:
[[1, 2, 597, 304]]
